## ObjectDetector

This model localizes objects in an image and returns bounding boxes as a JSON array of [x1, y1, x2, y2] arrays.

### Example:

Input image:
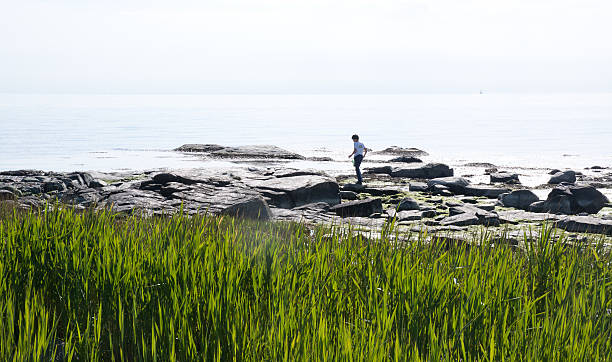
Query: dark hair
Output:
[[351, 134, 359, 140]]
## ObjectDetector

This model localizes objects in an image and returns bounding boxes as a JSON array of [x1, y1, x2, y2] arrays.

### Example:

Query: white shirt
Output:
[[354, 142, 365, 156]]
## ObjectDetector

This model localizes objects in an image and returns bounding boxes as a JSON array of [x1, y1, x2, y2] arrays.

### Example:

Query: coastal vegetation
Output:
[[0, 205, 611, 360]]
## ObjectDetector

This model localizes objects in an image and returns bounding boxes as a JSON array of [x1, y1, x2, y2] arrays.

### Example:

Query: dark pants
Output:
[[354, 154, 363, 183]]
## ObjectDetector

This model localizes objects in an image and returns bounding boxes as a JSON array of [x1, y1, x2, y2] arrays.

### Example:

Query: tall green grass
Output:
[[0, 205, 611, 360]]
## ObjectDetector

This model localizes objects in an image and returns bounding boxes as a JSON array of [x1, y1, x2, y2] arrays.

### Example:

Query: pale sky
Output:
[[1, 0, 611, 93]]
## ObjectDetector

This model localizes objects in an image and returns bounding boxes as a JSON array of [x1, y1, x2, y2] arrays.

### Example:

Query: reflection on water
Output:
[[0, 93, 610, 172]]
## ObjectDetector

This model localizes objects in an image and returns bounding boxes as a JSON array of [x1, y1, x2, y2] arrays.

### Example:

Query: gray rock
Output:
[[245, 175, 340, 208], [374, 146, 429, 156], [362, 187, 402, 196], [440, 211, 500, 227], [175, 144, 225, 152], [529, 197, 572, 214], [390, 163, 453, 179], [548, 170, 576, 184], [490, 172, 520, 184], [554, 216, 612, 236], [43, 181, 66, 193], [531, 184, 609, 215], [220, 196, 272, 220], [409, 182, 428, 192], [499, 190, 539, 210], [210, 145, 305, 159], [340, 191, 358, 200], [396, 210, 422, 222], [421, 209, 437, 218], [364, 166, 392, 175], [330, 198, 383, 217], [389, 156, 422, 163], [427, 177, 470, 194], [463, 185, 510, 199], [0, 190, 17, 201], [342, 184, 366, 192], [396, 197, 420, 211]]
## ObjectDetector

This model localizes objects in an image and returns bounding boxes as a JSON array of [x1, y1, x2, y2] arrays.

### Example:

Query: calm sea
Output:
[[1, 93, 611, 172]]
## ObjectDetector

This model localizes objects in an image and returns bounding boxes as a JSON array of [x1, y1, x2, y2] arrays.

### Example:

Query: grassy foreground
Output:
[[0, 206, 611, 361]]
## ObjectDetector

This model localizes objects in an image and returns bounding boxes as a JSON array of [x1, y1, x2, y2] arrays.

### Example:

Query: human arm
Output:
[[348, 148, 356, 158]]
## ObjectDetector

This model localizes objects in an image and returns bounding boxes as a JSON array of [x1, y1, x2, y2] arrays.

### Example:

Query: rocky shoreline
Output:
[[1, 144, 611, 240]]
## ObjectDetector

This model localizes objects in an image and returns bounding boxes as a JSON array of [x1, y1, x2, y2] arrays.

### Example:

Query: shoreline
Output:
[[1, 144, 611, 240]]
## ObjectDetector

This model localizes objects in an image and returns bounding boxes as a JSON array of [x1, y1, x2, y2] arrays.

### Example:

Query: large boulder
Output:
[[245, 175, 340, 208], [490, 172, 520, 184], [330, 198, 383, 217], [548, 170, 576, 184], [390, 163, 453, 179], [499, 190, 539, 210], [427, 177, 470, 194], [530, 184, 609, 215]]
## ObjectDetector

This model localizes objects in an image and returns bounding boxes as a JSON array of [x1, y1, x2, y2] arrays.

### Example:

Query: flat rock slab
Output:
[[497, 210, 560, 223], [373, 146, 429, 156], [554, 216, 612, 236], [463, 185, 510, 198], [245, 174, 340, 208], [175, 144, 305, 160], [390, 163, 454, 179]]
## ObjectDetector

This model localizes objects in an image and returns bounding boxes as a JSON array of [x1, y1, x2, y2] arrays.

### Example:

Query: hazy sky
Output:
[[1, 0, 611, 94]]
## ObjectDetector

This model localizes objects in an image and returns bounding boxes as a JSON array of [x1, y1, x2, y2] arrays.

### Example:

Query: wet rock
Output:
[[330, 198, 383, 217], [389, 156, 422, 163], [373, 146, 429, 156], [490, 172, 520, 184], [499, 190, 539, 210], [463, 185, 510, 198], [548, 170, 576, 184], [427, 177, 470, 194], [390, 163, 453, 179]]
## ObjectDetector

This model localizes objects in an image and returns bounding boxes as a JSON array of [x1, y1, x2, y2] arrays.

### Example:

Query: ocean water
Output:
[[1, 93, 611, 173]]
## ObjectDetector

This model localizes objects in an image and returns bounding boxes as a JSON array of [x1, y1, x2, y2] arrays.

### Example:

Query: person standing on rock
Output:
[[348, 134, 367, 185]]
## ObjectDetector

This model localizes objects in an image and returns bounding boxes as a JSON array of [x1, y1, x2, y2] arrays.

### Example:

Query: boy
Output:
[[348, 134, 367, 185]]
